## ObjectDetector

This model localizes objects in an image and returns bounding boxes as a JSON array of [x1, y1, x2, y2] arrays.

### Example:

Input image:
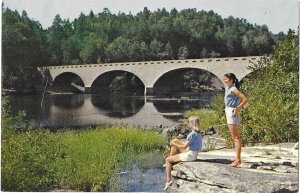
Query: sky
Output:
[[2, 0, 300, 34]]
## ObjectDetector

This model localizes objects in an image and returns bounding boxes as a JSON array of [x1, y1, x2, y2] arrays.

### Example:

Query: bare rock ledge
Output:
[[168, 143, 298, 193]]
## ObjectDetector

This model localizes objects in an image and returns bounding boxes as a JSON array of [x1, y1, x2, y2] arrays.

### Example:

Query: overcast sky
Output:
[[2, 0, 299, 34]]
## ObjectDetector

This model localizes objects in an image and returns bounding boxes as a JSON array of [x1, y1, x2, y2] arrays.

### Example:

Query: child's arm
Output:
[[171, 140, 189, 149]]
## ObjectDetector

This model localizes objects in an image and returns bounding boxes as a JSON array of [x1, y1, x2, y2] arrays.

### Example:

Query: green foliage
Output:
[[2, 129, 61, 191], [185, 109, 222, 132], [185, 94, 226, 132], [2, 97, 61, 191], [1, 96, 14, 138], [178, 46, 189, 59], [2, 8, 47, 89], [80, 33, 106, 63], [240, 30, 299, 145], [54, 127, 164, 191], [1, 97, 165, 191]]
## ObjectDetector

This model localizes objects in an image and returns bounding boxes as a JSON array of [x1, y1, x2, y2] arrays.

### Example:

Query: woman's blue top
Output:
[[224, 85, 240, 108]]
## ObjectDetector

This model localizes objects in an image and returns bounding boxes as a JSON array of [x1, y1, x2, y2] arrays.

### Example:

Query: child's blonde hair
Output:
[[188, 116, 201, 132]]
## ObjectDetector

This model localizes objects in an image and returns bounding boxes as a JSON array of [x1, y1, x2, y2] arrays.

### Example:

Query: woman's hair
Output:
[[188, 116, 201, 132], [224, 73, 240, 90]]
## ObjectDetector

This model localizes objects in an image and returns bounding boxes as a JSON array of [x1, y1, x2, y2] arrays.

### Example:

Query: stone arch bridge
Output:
[[40, 56, 261, 95]]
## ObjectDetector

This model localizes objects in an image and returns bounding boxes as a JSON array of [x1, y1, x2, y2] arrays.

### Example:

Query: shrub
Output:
[[185, 94, 225, 132], [240, 30, 299, 145]]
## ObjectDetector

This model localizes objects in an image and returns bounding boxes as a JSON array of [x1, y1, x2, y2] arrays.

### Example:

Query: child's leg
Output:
[[165, 154, 181, 183]]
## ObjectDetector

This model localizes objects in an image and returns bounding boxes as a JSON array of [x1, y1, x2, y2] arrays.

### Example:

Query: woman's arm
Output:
[[232, 89, 248, 115]]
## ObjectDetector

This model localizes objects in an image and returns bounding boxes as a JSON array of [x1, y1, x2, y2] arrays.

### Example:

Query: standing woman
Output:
[[223, 73, 248, 167]]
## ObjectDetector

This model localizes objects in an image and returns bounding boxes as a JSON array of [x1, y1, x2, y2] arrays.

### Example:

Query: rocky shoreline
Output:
[[162, 126, 298, 193]]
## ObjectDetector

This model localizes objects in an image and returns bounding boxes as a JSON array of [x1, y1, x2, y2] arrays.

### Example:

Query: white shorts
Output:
[[225, 107, 240, 125], [179, 150, 198, 162]]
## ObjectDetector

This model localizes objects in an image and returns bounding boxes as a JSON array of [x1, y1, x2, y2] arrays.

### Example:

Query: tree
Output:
[[80, 33, 106, 63], [2, 8, 48, 89], [47, 14, 66, 65], [159, 41, 173, 60], [106, 37, 131, 62], [253, 25, 274, 55], [149, 39, 164, 60], [178, 46, 189, 59]]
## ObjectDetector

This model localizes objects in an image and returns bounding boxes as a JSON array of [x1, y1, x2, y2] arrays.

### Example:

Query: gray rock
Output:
[[162, 125, 181, 138], [168, 143, 298, 193], [170, 161, 298, 193]]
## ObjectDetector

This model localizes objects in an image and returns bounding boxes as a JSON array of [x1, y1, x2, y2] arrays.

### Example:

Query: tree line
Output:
[[2, 5, 286, 90]]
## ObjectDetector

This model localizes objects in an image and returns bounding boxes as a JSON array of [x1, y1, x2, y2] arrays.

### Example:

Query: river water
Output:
[[8, 92, 219, 128], [7, 92, 219, 192]]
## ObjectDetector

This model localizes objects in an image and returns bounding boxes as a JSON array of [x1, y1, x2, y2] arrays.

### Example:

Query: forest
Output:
[[2, 6, 286, 90]]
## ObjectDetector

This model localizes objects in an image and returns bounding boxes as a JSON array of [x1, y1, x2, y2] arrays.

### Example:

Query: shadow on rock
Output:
[[196, 158, 232, 165]]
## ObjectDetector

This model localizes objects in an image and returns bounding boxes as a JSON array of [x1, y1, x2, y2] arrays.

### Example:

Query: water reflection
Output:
[[48, 94, 174, 128], [53, 94, 84, 108], [8, 94, 51, 122], [8, 93, 218, 128], [153, 99, 204, 113], [152, 92, 218, 113], [91, 95, 144, 118]]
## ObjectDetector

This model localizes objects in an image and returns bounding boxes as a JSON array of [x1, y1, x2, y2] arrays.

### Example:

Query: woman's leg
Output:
[[169, 138, 187, 156], [228, 124, 241, 166]]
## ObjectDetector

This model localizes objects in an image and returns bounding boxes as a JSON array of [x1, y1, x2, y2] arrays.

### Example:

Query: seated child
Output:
[[164, 116, 202, 190]]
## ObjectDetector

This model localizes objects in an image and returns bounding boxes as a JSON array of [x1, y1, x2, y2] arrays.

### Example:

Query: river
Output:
[[7, 92, 220, 191], [7, 92, 220, 128]]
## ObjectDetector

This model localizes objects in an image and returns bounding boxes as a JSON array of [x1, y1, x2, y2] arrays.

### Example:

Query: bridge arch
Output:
[[90, 70, 145, 95], [152, 67, 223, 95], [52, 72, 85, 93]]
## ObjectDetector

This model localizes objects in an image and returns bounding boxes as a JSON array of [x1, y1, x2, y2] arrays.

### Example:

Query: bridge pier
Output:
[[85, 87, 92, 94], [144, 87, 154, 96]]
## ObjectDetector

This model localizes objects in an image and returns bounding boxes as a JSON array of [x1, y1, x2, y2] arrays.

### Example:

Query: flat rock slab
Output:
[[169, 143, 298, 193]]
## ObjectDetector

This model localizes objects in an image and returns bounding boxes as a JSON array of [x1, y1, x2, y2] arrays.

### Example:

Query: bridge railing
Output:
[[41, 56, 261, 70]]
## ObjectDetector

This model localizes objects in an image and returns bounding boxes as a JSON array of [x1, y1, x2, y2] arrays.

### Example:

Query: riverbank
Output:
[[2, 88, 41, 94], [162, 125, 298, 193], [2, 88, 78, 95]]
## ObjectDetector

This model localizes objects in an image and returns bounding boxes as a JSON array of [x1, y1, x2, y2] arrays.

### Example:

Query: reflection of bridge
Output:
[[49, 95, 174, 127], [41, 56, 261, 95]]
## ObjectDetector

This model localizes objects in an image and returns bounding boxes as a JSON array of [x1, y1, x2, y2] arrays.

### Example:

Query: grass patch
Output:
[[185, 108, 224, 132], [1, 125, 165, 191]]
